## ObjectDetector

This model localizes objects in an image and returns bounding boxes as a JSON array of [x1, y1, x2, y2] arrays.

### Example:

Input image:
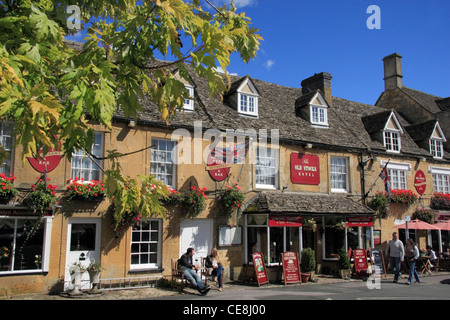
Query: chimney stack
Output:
[[301, 72, 332, 105], [383, 53, 403, 90]]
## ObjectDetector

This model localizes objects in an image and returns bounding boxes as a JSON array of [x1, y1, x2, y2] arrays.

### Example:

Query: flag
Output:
[[379, 167, 390, 194], [210, 143, 249, 164]]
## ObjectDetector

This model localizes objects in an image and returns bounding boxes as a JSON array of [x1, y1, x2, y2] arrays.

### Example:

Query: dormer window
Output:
[[309, 92, 329, 127], [429, 122, 446, 159], [237, 77, 259, 117], [383, 112, 403, 153], [239, 94, 257, 115], [311, 105, 328, 125], [183, 85, 194, 111], [384, 131, 400, 152], [430, 138, 443, 158], [295, 90, 330, 127]]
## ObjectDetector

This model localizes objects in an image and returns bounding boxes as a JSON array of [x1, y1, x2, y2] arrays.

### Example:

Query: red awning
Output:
[[346, 217, 373, 227], [269, 215, 302, 227]]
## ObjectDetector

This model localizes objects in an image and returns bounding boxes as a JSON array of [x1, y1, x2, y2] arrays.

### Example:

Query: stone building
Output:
[[0, 48, 449, 294]]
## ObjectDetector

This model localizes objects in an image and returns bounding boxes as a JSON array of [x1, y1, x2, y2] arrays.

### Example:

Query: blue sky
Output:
[[66, 0, 450, 105], [220, 0, 450, 105]]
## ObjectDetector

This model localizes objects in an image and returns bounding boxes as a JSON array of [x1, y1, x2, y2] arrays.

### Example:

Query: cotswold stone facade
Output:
[[0, 48, 449, 294]]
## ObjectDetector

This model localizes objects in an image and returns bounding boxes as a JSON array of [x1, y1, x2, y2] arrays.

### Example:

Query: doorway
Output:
[[64, 218, 101, 290], [180, 219, 213, 266]]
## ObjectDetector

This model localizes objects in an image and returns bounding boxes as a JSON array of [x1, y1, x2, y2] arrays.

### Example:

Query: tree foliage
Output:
[[0, 0, 261, 221]]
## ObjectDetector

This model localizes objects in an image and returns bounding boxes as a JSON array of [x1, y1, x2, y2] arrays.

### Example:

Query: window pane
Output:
[[0, 219, 15, 271], [70, 223, 96, 251], [130, 219, 161, 268], [247, 226, 268, 262], [14, 219, 44, 271]]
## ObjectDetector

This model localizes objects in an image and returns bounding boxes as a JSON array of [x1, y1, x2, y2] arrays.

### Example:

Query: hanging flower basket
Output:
[[23, 178, 59, 214], [217, 183, 245, 217], [179, 186, 208, 218]]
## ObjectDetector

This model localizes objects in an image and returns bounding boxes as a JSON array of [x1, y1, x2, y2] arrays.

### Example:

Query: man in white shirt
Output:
[[385, 232, 405, 283]]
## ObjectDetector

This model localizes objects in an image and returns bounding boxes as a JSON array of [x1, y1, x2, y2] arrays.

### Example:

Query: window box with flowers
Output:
[[65, 178, 106, 202], [431, 193, 450, 210], [369, 190, 418, 219], [217, 183, 245, 218], [389, 189, 418, 206], [0, 173, 18, 204]]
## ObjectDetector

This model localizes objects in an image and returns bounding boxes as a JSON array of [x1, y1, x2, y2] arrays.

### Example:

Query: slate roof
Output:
[[401, 87, 444, 114], [406, 120, 438, 142], [110, 66, 436, 159], [245, 192, 374, 216]]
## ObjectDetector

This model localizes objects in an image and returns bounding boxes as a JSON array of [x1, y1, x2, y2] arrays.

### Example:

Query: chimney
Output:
[[383, 53, 403, 90], [301, 72, 332, 105]]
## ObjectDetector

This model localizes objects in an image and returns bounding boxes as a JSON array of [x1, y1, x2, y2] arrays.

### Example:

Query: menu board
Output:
[[353, 249, 368, 275], [282, 251, 301, 285], [252, 252, 269, 287], [370, 248, 386, 277]]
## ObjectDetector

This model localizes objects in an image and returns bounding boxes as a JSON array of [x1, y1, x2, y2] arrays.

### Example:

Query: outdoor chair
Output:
[[170, 258, 187, 292]]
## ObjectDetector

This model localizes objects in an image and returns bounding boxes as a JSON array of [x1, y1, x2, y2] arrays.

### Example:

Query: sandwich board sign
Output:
[[282, 251, 301, 285]]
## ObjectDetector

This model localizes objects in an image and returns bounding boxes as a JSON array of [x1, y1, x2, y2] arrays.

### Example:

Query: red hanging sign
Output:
[[252, 252, 269, 287], [290, 153, 320, 185], [27, 141, 63, 173], [269, 215, 302, 227], [282, 251, 301, 284], [414, 170, 426, 196]]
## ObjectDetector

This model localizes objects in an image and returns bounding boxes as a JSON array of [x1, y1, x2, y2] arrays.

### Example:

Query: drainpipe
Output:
[[360, 151, 367, 205]]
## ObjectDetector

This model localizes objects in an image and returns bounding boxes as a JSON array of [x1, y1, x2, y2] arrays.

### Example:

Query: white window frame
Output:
[[255, 147, 278, 189], [238, 93, 258, 117], [0, 121, 14, 176], [330, 156, 349, 193], [150, 138, 176, 188], [71, 132, 104, 181], [130, 219, 162, 270], [430, 138, 444, 159], [0, 216, 52, 274], [384, 130, 401, 153], [429, 167, 450, 194], [310, 105, 328, 126], [183, 85, 194, 111], [381, 160, 411, 190]]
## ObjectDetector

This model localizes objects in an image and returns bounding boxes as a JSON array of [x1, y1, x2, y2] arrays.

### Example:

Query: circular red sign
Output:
[[207, 152, 230, 182], [27, 141, 63, 173], [414, 170, 426, 196]]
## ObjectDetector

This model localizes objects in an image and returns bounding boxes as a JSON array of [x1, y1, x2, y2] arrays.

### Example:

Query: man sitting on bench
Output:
[[178, 248, 211, 295]]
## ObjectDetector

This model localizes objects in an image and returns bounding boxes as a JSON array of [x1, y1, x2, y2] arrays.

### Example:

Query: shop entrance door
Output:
[[64, 218, 101, 290], [180, 219, 212, 266]]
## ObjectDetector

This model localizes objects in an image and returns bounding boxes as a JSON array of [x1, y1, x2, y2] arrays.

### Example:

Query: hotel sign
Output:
[[290, 153, 320, 185], [414, 170, 426, 196]]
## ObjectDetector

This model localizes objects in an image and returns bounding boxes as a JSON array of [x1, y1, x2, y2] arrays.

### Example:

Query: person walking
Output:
[[385, 232, 405, 283], [178, 248, 211, 295], [405, 238, 421, 285], [205, 248, 224, 292]]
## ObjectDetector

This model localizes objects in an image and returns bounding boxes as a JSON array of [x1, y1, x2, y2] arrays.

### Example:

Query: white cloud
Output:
[[214, 66, 238, 76], [264, 59, 275, 71], [209, 0, 257, 9]]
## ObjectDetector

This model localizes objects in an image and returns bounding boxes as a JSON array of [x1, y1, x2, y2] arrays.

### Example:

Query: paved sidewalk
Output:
[[5, 271, 448, 300]]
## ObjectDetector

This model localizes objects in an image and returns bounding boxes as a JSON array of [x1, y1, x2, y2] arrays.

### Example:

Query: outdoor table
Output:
[[419, 257, 431, 275]]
